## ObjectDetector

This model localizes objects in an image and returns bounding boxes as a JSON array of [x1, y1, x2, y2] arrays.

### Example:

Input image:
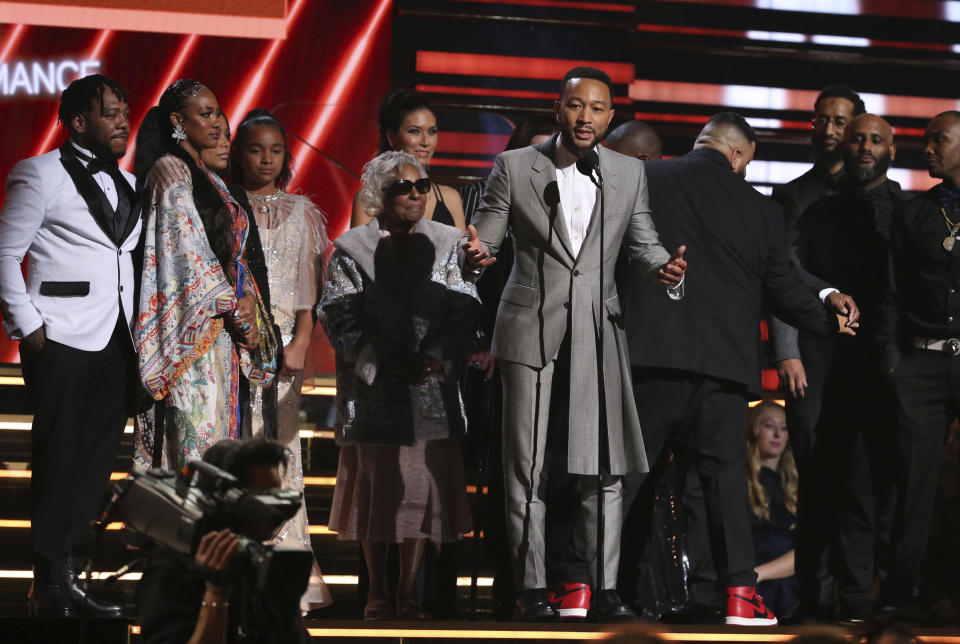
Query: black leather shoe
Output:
[[28, 578, 73, 617], [513, 589, 561, 622], [591, 589, 638, 623]]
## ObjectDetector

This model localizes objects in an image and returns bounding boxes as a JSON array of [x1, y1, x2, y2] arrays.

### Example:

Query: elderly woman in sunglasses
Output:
[[318, 150, 489, 621]]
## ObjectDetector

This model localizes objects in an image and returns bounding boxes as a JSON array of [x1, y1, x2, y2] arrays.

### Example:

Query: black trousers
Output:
[[808, 343, 896, 612], [625, 368, 756, 588], [21, 315, 136, 567], [789, 336, 835, 615], [886, 348, 960, 604]]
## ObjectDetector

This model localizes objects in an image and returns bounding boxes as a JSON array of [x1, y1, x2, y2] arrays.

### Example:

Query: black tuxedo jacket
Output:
[[619, 147, 834, 395]]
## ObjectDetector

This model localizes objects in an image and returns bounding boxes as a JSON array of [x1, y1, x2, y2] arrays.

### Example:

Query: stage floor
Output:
[[4, 618, 960, 644]]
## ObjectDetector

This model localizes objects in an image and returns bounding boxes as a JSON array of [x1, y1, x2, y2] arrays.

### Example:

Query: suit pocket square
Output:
[[39, 281, 90, 297]]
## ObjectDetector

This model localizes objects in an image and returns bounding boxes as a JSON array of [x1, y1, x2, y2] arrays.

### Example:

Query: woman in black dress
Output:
[[351, 89, 465, 231], [746, 400, 799, 618]]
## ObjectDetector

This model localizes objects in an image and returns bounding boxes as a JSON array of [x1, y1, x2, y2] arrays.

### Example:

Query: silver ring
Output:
[[472, 361, 481, 368], [232, 310, 240, 320], [241, 322, 251, 332]]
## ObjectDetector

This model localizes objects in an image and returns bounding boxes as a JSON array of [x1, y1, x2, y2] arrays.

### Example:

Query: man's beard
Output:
[[813, 134, 842, 167], [844, 151, 892, 186]]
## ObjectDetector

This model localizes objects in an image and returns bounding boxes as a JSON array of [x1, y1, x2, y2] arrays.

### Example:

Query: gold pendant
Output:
[[945, 235, 956, 252]]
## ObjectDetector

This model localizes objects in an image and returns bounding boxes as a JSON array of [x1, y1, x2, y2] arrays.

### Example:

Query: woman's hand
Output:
[[281, 337, 308, 377], [227, 294, 258, 349], [467, 350, 495, 380]]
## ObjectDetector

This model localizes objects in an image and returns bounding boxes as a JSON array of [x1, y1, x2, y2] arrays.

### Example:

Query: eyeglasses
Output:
[[387, 178, 431, 197], [813, 115, 849, 130]]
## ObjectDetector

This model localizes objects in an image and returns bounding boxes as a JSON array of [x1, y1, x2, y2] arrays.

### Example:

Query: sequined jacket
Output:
[[318, 217, 481, 446]]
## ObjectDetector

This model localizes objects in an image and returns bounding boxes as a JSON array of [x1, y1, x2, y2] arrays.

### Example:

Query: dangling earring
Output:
[[171, 123, 186, 143]]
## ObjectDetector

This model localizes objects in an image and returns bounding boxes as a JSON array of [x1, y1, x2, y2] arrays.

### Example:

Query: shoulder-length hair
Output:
[[746, 400, 798, 523]]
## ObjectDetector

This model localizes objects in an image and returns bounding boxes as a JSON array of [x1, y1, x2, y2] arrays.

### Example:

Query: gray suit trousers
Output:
[[500, 355, 622, 591]]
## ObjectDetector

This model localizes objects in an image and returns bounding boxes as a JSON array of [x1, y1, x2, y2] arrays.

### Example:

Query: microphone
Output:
[[575, 147, 602, 186]]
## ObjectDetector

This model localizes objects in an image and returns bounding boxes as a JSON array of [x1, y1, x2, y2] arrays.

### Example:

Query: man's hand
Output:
[[826, 291, 860, 327], [195, 528, 238, 600], [462, 225, 496, 269], [658, 245, 687, 287], [467, 350, 495, 380], [777, 358, 807, 398], [21, 326, 45, 353]]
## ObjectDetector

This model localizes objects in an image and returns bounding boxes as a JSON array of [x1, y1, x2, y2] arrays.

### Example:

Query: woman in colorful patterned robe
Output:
[[132, 79, 277, 469]]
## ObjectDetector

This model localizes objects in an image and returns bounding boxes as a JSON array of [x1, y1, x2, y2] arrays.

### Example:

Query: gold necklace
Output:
[[942, 206, 960, 251]]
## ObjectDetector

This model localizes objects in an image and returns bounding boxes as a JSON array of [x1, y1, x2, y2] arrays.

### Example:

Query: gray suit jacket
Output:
[[471, 136, 673, 475]]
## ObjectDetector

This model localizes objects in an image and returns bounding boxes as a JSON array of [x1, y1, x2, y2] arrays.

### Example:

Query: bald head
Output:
[[603, 120, 662, 160], [843, 113, 895, 189], [694, 112, 757, 176]]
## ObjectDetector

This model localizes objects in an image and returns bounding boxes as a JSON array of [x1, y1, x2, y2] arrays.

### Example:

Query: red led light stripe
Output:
[[119, 33, 200, 170], [33, 30, 115, 157], [450, 0, 634, 11], [225, 0, 308, 129], [414, 83, 632, 104], [416, 52, 634, 84], [288, 0, 393, 192], [0, 23, 27, 64], [632, 112, 710, 125], [636, 23, 744, 38]]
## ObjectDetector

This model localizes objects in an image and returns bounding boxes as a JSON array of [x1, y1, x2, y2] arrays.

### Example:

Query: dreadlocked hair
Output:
[[58, 74, 127, 133]]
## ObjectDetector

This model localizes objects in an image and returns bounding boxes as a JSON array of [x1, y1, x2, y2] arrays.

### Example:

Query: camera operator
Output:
[[136, 438, 309, 644]]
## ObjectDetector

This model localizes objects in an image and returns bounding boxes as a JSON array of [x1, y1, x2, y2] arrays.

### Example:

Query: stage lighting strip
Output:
[[118, 625, 960, 642], [0, 415, 334, 439]]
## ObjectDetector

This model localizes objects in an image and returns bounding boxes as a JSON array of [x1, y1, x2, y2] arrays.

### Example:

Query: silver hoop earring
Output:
[[171, 123, 186, 143]]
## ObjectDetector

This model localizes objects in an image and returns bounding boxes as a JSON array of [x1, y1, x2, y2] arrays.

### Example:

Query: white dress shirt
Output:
[[554, 136, 597, 258], [71, 142, 119, 210]]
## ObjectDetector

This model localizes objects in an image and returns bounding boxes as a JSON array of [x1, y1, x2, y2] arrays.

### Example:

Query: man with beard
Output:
[[0, 74, 141, 616], [462, 66, 687, 621], [768, 86, 866, 621], [794, 113, 902, 622], [880, 111, 960, 616]]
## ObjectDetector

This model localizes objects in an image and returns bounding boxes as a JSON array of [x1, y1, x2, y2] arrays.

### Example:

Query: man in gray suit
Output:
[[463, 67, 686, 621]]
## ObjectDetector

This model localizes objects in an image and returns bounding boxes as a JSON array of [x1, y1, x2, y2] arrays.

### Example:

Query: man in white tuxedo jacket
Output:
[[0, 75, 141, 617], [463, 67, 687, 621]]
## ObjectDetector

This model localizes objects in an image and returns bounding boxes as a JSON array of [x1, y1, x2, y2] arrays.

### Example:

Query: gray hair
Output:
[[358, 150, 428, 215]]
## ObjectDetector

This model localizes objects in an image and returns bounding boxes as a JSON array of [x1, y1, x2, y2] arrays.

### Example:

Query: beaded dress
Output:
[[246, 190, 332, 610]]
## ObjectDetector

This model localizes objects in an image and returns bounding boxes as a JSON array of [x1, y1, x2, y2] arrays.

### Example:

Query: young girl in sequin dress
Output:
[[231, 108, 332, 611]]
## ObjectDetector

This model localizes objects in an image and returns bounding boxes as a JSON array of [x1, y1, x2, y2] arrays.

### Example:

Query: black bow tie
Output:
[[71, 147, 119, 175], [85, 157, 120, 175]]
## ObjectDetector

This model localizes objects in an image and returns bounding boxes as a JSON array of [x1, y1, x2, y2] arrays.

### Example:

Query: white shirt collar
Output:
[[69, 141, 95, 163]]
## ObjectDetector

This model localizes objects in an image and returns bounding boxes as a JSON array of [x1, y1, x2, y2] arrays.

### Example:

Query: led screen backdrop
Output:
[[0, 0, 394, 369]]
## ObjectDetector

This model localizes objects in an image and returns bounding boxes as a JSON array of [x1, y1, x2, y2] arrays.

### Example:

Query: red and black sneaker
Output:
[[724, 586, 777, 626], [547, 582, 591, 620]]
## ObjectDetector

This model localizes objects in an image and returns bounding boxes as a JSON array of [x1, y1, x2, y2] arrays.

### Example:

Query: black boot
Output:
[[30, 561, 123, 618], [28, 566, 73, 617]]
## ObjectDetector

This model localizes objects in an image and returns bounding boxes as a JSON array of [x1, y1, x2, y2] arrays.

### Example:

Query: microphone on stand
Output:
[[576, 148, 603, 187], [576, 145, 609, 608]]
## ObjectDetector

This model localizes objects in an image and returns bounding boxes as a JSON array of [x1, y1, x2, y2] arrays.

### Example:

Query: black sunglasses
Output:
[[387, 178, 431, 197]]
